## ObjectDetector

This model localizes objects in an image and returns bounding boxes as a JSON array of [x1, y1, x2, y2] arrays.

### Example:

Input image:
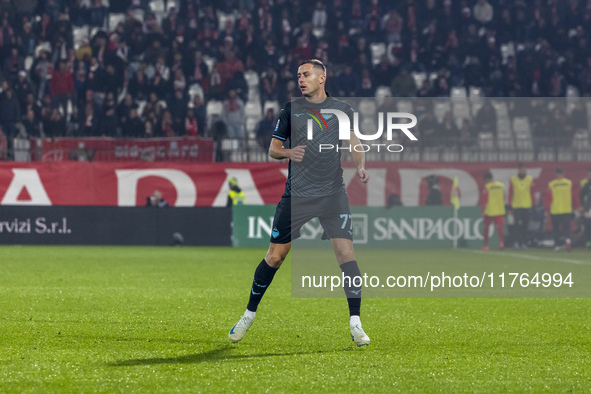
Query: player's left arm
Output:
[[344, 131, 370, 183]]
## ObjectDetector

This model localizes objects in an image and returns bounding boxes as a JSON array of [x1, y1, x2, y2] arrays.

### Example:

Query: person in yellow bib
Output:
[[481, 172, 505, 251], [579, 168, 591, 250], [508, 163, 535, 249], [226, 177, 246, 207], [545, 168, 574, 252]]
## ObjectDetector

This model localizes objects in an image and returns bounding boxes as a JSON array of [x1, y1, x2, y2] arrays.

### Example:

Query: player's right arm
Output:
[[269, 139, 306, 161], [268, 103, 306, 162]]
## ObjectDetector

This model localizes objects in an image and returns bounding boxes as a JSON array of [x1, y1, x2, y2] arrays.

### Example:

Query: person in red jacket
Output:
[[50, 60, 74, 114]]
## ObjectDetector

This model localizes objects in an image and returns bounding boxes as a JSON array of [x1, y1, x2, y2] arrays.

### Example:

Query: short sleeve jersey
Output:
[[272, 95, 354, 198]]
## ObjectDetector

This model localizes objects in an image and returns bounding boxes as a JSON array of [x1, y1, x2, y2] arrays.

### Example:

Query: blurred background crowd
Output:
[[0, 0, 590, 157]]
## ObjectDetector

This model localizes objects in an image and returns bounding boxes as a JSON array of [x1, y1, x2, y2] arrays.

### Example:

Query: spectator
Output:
[[312, 1, 327, 30], [50, 60, 74, 112], [168, 89, 188, 134], [0, 88, 21, 141], [222, 89, 245, 139], [188, 51, 208, 86], [4, 48, 24, 79], [146, 190, 169, 207], [173, 68, 186, 93], [475, 101, 497, 136], [459, 118, 476, 147], [359, 68, 375, 97], [89, 0, 108, 27], [424, 175, 442, 206], [128, 68, 150, 101], [256, 108, 275, 150], [160, 109, 174, 137], [184, 108, 198, 137], [101, 92, 118, 136], [22, 110, 41, 137], [336, 65, 360, 97], [81, 106, 100, 136], [143, 120, 156, 138], [418, 112, 438, 147], [391, 68, 416, 97], [125, 108, 144, 138], [13, 71, 34, 109], [192, 95, 207, 137], [440, 111, 459, 146], [260, 67, 278, 104], [45, 108, 66, 138]]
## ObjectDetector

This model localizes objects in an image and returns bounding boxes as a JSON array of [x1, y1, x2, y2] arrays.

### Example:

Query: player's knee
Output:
[[335, 249, 355, 265], [265, 251, 286, 268]]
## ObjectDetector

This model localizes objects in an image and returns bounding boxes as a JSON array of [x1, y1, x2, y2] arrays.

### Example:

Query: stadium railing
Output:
[[2, 136, 588, 163]]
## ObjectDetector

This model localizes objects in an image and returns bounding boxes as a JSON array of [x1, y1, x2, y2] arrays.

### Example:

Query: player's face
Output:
[[518, 167, 526, 176], [297, 64, 325, 97]]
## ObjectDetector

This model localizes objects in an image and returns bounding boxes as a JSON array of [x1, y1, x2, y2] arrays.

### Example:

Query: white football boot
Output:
[[228, 315, 254, 343], [350, 323, 370, 347]]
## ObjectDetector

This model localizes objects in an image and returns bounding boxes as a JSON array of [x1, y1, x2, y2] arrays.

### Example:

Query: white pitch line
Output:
[[468, 250, 586, 265], [470, 250, 540, 260]]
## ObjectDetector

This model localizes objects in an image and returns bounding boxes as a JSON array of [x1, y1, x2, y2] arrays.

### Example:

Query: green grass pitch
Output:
[[0, 246, 590, 393]]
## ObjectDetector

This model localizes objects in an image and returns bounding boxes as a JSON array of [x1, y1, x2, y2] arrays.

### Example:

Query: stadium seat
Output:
[[13, 138, 31, 162], [500, 43, 515, 64], [359, 118, 377, 136], [411, 72, 426, 89], [375, 86, 392, 106], [512, 117, 531, 137], [130, 8, 144, 22], [245, 118, 258, 138], [167, 0, 179, 11], [73, 27, 89, 51], [358, 99, 376, 116], [24, 56, 33, 72], [263, 100, 280, 116], [434, 100, 451, 122], [108, 13, 125, 30], [218, 13, 236, 31], [203, 56, 215, 73], [497, 135, 514, 149], [207, 100, 223, 117], [245, 100, 262, 121], [450, 87, 467, 98], [478, 132, 495, 150], [566, 85, 579, 97], [312, 28, 325, 39], [441, 147, 460, 162], [396, 100, 413, 114], [468, 86, 483, 97], [188, 83, 204, 101], [428, 72, 438, 83], [149, 0, 165, 13], [136, 100, 147, 117], [370, 43, 386, 65], [244, 70, 260, 88]]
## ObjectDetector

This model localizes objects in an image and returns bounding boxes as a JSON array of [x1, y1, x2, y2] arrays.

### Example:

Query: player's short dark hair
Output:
[[518, 162, 526, 169], [556, 167, 564, 174], [299, 59, 326, 74], [484, 171, 493, 180]]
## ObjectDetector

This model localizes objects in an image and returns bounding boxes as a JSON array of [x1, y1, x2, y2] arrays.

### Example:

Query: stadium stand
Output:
[[0, 0, 589, 162]]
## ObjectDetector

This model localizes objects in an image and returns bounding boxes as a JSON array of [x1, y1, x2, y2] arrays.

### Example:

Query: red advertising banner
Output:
[[29, 137, 214, 162], [0, 161, 589, 207]]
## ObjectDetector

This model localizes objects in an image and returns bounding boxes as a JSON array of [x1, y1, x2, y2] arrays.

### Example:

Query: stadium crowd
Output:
[[0, 0, 589, 148]]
